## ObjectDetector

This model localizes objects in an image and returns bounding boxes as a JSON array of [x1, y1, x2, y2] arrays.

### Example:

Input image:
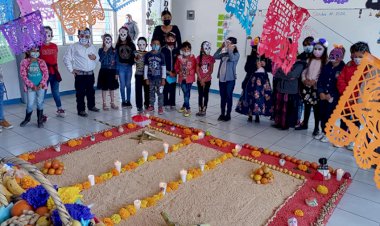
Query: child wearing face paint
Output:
[[97, 34, 119, 111], [115, 26, 136, 108], [20, 48, 49, 128], [175, 41, 197, 117], [296, 38, 328, 138], [161, 32, 180, 111], [337, 42, 370, 150], [40, 26, 65, 119], [195, 41, 215, 116], [316, 46, 346, 143], [144, 39, 166, 114], [153, 10, 182, 48], [134, 37, 150, 113]]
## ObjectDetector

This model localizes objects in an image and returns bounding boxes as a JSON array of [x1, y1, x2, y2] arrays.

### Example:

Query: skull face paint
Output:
[[45, 29, 53, 43], [119, 28, 128, 42], [202, 41, 212, 55], [137, 39, 147, 51], [104, 36, 112, 49]]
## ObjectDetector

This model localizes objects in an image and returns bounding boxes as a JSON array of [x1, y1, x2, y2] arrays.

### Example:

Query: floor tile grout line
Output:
[[336, 207, 380, 223]]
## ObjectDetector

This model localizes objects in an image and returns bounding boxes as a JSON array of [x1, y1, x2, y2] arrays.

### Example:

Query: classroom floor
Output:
[[0, 89, 379, 226]]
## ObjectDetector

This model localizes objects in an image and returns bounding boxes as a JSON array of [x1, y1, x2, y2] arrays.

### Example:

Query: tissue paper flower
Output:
[[20, 176, 40, 189], [103, 218, 114, 226], [21, 185, 57, 209], [52, 204, 94, 226], [119, 208, 130, 219], [47, 186, 83, 210], [110, 214, 121, 224], [126, 205, 136, 215]]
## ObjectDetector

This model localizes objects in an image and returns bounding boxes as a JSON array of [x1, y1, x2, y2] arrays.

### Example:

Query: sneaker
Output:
[[89, 107, 100, 112], [224, 114, 231, 121], [183, 109, 191, 117], [333, 144, 343, 148], [218, 115, 225, 121], [178, 107, 185, 113], [158, 107, 164, 115], [122, 102, 128, 108], [320, 135, 329, 143], [312, 130, 320, 137], [146, 106, 154, 112], [137, 108, 144, 113], [295, 124, 308, 130], [126, 101, 133, 109], [346, 142, 354, 151], [78, 111, 88, 117], [314, 132, 324, 140], [0, 120, 13, 129], [56, 109, 66, 118]]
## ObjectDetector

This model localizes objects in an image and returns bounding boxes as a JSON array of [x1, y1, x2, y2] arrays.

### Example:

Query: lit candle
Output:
[[114, 160, 121, 173], [336, 169, 344, 181], [88, 175, 95, 186], [159, 182, 167, 195], [134, 199, 141, 210], [199, 159, 205, 171], [54, 144, 61, 152], [142, 150, 148, 161], [163, 142, 169, 154], [180, 169, 187, 183], [198, 131, 205, 139]]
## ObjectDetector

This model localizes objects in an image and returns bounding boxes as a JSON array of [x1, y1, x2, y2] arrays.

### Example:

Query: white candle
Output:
[[199, 159, 205, 171], [279, 159, 286, 167], [336, 169, 344, 181], [170, 126, 176, 131], [90, 134, 96, 142], [88, 175, 95, 186], [142, 150, 148, 161], [180, 169, 187, 183], [198, 131, 205, 139], [118, 126, 124, 133], [134, 199, 141, 210], [159, 182, 167, 195], [54, 144, 61, 152], [114, 160, 121, 173], [235, 144, 242, 152], [163, 142, 169, 154]]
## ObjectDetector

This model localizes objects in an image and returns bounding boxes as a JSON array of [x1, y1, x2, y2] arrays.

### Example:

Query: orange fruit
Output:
[[55, 169, 62, 175], [256, 169, 264, 176], [261, 178, 268, 184], [48, 168, 55, 175], [44, 161, 52, 169], [36, 206, 49, 215], [11, 200, 33, 216]]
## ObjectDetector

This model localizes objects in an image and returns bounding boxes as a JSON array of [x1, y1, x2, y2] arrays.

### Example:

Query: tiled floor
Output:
[[1, 89, 379, 226]]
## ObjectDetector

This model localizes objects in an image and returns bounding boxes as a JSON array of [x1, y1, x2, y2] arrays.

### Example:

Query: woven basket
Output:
[[0, 156, 73, 226]]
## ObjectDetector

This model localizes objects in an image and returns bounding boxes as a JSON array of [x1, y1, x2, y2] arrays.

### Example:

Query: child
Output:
[[144, 39, 166, 114], [134, 37, 150, 113], [337, 42, 370, 150], [161, 32, 180, 111], [236, 57, 272, 123], [97, 34, 119, 110], [0, 72, 13, 132], [20, 47, 49, 128], [296, 38, 328, 137], [40, 26, 65, 118], [196, 41, 215, 116], [115, 26, 136, 108], [175, 41, 197, 117], [316, 46, 346, 142], [214, 37, 240, 122]]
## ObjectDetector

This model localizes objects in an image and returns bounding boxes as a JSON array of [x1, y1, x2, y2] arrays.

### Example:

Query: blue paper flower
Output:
[[51, 204, 94, 226], [21, 185, 58, 209]]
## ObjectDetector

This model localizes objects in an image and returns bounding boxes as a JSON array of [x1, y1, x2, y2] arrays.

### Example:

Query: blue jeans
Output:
[[45, 74, 62, 108], [118, 64, 132, 103], [219, 80, 235, 115], [181, 81, 192, 110], [27, 88, 45, 113], [0, 83, 4, 121]]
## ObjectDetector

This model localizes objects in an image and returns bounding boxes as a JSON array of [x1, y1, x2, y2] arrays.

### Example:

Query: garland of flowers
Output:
[[101, 152, 234, 225]]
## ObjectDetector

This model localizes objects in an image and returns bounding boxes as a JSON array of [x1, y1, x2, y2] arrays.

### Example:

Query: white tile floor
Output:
[[1, 89, 379, 226]]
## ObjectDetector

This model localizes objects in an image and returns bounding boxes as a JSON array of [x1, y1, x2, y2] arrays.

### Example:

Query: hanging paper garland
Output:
[[0, 33, 14, 64], [107, 0, 138, 12], [0, 10, 46, 55], [0, 0, 14, 24], [51, 0, 105, 35], [225, 0, 258, 36], [323, 0, 349, 4], [258, 0, 310, 74], [16, 0, 55, 19], [146, 0, 155, 19], [16, 0, 33, 17]]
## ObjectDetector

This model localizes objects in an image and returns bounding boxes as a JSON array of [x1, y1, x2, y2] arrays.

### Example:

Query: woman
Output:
[[152, 10, 182, 48]]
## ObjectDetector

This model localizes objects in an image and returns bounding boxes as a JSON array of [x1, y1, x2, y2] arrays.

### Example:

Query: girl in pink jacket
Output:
[[20, 47, 49, 128], [175, 41, 197, 117]]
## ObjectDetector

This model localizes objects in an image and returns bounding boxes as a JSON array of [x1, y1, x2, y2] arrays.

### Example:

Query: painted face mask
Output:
[[328, 48, 344, 63], [119, 28, 128, 41], [137, 40, 147, 51], [45, 29, 53, 43], [152, 44, 160, 51], [354, 57, 362, 65], [104, 36, 112, 49], [30, 51, 40, 58], [78, 30, 91, 45], [202, 41, 212, 55], [303, 45, 313, 53], [313, 44, 324, 58]]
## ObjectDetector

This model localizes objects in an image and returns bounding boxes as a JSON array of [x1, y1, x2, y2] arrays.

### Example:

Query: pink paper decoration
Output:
[[51, 0, 105, 35], [0, 10, 46, 54], [258, 0, 310, 74]]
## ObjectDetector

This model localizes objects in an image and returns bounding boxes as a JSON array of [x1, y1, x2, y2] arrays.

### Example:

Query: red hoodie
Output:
[[337, 61, 358, 95]]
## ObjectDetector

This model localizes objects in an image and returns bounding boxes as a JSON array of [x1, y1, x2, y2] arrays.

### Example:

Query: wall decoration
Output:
[[0, 10, 46, 54], [51, 0, 105, 35], [325, 53, 380, 188], [16, 0, 33, 16], [107, 0, 138, 12], [323, 0, 349, 4], [0, 0, 14, 24], [258, 0, 310, 74], [146, 0, 155, 19], [225, 0, 258, 36], [0, 33, 14, 64], [16, 0, 55, 19], [366, 0, 380, 10], [216, 14, 232, 47]]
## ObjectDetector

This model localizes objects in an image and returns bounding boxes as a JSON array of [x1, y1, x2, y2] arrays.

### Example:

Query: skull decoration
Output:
[[119, 27, 128, 42], [45, 28, 53, 43], [137, 39, 147, 51], [202, 41, 212, 55], [104, 35, 112, 49], [288, 217, 298, 226]]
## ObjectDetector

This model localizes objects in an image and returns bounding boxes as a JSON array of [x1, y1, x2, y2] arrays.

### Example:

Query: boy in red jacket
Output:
[[337, 42, 370, 150]]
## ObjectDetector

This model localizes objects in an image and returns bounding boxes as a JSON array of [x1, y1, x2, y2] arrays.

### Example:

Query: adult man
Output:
[[63, 28, 100, 117], [124, 14, 139, 41]]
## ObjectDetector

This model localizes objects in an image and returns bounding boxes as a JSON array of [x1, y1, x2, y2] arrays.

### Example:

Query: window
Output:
[[43, 17, 64, 45], [92, 10, 115, 44]]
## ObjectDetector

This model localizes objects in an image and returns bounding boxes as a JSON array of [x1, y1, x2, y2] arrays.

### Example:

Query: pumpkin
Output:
[[294, 209, 304, 217], [127, 123, 136, 129], [250, 151, 261, 158], [11, 200, 33, 216]]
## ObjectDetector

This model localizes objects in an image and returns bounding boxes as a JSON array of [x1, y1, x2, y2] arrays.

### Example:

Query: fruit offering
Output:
[[250, 166, 274, 185], [42, 159, 65, 175], [209, 138, 230, 148], [250, 150, 261, 158]]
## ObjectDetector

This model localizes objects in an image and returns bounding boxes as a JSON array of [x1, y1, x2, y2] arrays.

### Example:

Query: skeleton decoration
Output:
[[137, 39, 147, 51]]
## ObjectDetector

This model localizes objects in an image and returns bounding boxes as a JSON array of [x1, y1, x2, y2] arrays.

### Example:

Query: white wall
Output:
[[172, 0, 380, 94]]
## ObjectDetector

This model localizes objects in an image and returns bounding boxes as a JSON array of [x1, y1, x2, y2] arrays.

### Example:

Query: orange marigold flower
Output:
[[103, 218, 114, 226], [119, 208, 130, 219], [168, 181, 179, 191], [251, 150, 262, 158], [126, 205, 136, 215], [111, 169, 120, 176], [82, 181, 91, 190], [95, 176, 104, 184], [298, 164, 308, 172]]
